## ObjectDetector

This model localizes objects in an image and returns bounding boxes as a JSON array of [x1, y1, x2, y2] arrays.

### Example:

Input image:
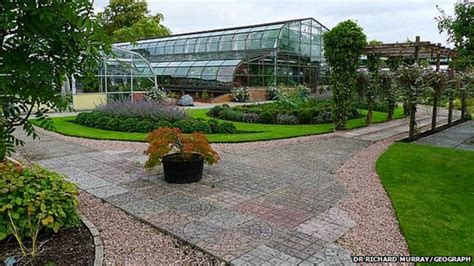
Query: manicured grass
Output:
[[31, 107, 403, 143], [376, 143, 474, 258]]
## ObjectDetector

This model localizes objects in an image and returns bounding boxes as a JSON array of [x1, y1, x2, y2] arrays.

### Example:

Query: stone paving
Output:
[[15, 129, 365, 265], [13, 106, 461, 265], [416, 120, 474, 151]]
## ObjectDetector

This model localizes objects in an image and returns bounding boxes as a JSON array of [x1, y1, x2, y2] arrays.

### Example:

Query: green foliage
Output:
[[201, 90, 210, 101], [208, 99, 360, 125], [259, 111, 274, 124], [0, 161, 80, 241], [323, 20, 367, 129], [112, 16, 171, 43], [99, 0, 171, 42], [231, 87, 250, 102], [437, 2, 474, 70], [267, 86, 281, 100], [0, 0, 110, 161], [74, 111, 234, 134]]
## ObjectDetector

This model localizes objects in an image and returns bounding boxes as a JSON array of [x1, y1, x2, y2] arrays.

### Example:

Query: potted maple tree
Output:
[[144, 128, 219, 183]]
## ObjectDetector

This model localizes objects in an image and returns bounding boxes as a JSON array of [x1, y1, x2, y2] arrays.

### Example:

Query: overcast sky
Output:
[[93, 0, 459, 47]]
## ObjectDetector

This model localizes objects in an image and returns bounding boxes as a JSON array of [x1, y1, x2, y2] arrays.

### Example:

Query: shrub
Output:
[[207, 119, 219, 133], [221, 108, 244, 122], [0, 161, 80, 241], [97, 99, 186, 121], [208, 105, 224, 118], [275, 113, 298, 124], [144, 128, 219, 168], [215, 122, 236, 133], [298, 109, 314, 124], [145, 87, 168, 102], [173, 119, 212, 134], [243, 113, 260, 123], [315, 111, 333, 123], [267, 86, 281, 100], [260, 111, 274, 124], [119, 118, 140, 132], [231, 86, 250, 102], [136, 120, 155, 133], [95, 116, 112, 129]]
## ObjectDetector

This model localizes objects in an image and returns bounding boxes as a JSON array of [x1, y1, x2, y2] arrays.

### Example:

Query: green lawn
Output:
[[31, 107, 403, 143], [376, 143, 474, 258]]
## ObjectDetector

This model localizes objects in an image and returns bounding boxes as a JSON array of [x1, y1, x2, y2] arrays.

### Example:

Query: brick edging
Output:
[[80, 213, 104, 266]]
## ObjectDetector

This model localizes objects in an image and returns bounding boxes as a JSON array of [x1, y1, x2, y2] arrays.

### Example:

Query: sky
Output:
[[93, 0, 459, 47]]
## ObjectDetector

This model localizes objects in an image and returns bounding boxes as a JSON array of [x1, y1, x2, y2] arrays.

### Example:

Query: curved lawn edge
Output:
[[31, 107, 404, 143], [376, 143, 474, 256]]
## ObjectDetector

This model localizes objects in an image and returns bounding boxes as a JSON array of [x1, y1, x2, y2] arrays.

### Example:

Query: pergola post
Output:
[[448, 69, 455, 125], [431, 43, 442, 131], [409, 36, 421, 140]]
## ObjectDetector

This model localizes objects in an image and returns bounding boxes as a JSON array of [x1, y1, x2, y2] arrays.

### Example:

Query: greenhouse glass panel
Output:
[[219, 34, 234, 51], [207, 36, 220, 52], [217, 66, 236, 82], [163, 67, 177, 76], [201, 66, 219, 80], [164, 40, 176, 54], [196, 37, 208, 53], [232, 33, 248, 50], [184, 38, 197, 53], [175, 67, 190, 77], [188, 67, 204, 78], [247, 31, 263, 50]]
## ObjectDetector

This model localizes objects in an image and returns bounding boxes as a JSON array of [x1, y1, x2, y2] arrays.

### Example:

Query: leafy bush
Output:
[[231, 86, 250, 102], [97, 99, 186, 121], [74, 112, 235, 134], [275, 113, 298, 124], [298, 109, 314, 124], [243, 113, 260, 123], [259, 111, 274, 124], [315, 111, 333, 124], [144, 128, 220, 168], [173, 119, 211, 134], [208, 105, 224, 118], [145, 87, 168, 102], [0, 161, 80, 241], [267, 86, 281, 100], [216, 122, 237, 133], [221, 108, 244, 122]]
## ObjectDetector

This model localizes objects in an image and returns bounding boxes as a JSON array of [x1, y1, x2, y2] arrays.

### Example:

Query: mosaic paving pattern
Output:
[[16, 128, 370, 264]]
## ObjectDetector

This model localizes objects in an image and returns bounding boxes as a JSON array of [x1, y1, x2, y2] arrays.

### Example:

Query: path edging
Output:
[[80, 213, 104, 266]]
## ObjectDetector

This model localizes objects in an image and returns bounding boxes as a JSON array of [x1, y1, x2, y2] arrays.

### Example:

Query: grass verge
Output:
[[376, 143, 474, 258], [31, 107, 403, 143]]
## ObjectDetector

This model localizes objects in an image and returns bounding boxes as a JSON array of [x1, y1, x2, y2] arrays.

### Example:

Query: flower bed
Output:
[[208, 99, 361, 125], [75, 100, 236, 134]]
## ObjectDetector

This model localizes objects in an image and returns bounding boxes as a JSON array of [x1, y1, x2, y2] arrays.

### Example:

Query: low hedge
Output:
[[75, 111, 236, 134], [208, 100, 361, 125]]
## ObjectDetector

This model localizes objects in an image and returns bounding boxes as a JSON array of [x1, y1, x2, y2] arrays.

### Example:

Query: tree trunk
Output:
[[409, 103, 417, 140], [431, 93, 438, 131], [387, 99, 395, 120], [461, 90, 467, 121], [366, 101, 373, 125], [403, 101, 410, 117], [448, 100, 453, 125]]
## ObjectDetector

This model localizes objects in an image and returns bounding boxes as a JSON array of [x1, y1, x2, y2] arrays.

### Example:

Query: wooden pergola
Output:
[[364, 36, 461, 140], [364, 36, 458, 71]]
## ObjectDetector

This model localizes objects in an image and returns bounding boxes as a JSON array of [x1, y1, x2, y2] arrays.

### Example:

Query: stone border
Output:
[[80, 213, 104, 266]]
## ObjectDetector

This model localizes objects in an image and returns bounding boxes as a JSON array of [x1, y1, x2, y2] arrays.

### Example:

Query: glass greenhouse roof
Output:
[[150, 59, 241, 82]]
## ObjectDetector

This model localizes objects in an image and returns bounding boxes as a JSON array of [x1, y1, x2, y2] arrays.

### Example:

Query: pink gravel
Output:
[[336, 135, 410, 256], [78, 192, 220, 265]]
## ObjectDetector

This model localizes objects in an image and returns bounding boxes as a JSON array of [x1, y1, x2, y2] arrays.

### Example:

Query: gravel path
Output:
[[78, 192, 220, 265], [335, 135, 410, 256]]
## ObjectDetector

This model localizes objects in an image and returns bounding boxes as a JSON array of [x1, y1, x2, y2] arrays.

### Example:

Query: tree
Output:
[[323, 20, 367, 130], [99, 0, 171, 42], [437, 2, 474, 70], [112, 16, 171, 42], [0, 0, 110, 161], [365, 54, 382, 124]]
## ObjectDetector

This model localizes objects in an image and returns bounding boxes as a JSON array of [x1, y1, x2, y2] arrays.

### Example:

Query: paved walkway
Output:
[[416, 120, 474, 151], [14, 107, 460, 265]]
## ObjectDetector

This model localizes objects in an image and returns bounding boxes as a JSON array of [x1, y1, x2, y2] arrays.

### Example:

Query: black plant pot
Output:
[[162, 153, 204, 184]]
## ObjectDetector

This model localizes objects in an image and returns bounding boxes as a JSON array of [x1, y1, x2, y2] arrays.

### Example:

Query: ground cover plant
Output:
[[0, 161, 80, 262], [376, 143, 474, 256], [31, 106, 404, 143], [74, 100, 236, 134]]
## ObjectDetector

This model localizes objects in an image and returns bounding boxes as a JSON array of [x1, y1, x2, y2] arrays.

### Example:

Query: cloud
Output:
[[94, 0, 457, 46]]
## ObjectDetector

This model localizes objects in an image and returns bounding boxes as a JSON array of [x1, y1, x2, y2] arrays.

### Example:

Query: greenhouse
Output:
[[114, 17, 329, 92]]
